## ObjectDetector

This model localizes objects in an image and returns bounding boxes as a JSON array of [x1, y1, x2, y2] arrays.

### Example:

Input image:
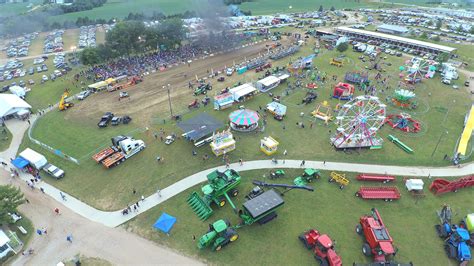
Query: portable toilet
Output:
[[465, 213, 474, 232], [405, 179, 424, 192]]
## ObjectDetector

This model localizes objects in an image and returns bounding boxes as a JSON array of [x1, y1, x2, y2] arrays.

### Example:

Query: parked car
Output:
[[98, 112, 114, 128], [28, 79, 35, 85], [77, 90, 91, 100], [43, 163, 65, 179], [42, 75, 48, 81], [111, 116, 122, 126], [28, 67, 34, 75]]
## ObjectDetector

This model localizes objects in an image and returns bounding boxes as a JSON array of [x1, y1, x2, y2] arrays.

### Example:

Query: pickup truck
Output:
[[98, 112, 114, 128], [43, 163, 65, 179]]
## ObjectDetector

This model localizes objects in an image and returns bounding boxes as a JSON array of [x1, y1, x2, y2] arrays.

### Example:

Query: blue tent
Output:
[[12, 157, 29, 169], [153, 213, 177, 234]]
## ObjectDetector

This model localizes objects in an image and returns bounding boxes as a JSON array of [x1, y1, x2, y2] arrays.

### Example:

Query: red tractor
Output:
[[299, 229, 342, 266], [355, 208, 407, 264]]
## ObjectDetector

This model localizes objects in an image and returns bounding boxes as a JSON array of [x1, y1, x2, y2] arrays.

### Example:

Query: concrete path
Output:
[[0, 114, 473, 228]]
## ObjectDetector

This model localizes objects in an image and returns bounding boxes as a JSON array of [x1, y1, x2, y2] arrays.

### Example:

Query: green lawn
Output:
[[125, 168, 474, 265], [20, 43, 472, 210], [0, 125, 12, 152]]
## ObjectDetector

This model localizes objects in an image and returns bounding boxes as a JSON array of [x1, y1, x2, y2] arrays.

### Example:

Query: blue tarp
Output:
[[12, 157, 29, 169], [153, 213, 177, 234]]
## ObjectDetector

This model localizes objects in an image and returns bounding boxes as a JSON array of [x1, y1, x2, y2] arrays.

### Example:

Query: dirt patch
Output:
[[68, 39, 289, 125]]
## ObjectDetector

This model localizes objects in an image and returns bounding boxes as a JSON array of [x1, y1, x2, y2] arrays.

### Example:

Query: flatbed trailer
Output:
[[101, 152, 125, 168], [357, 174, 396, 183], [92, 147, 117, 163], [429, 175, 474, 195], [355, 186, 401, 201]]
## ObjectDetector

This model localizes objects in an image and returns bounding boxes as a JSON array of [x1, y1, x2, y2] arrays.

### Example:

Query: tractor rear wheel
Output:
[[356, 224, 362, 235], [231, 189, 239, 197], [299, 234, 312, 249], [444, 244, 457, 258], [362, 243, 372, 256]]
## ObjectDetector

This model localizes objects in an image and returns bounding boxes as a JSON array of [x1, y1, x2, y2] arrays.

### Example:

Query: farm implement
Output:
[[294, 168, 320, 187], [429, 175, 474, 195], [354, 208, 413, 266], [197, 189, 285, 251], [252, 180, 314, 194], [299, 229, 342, 266], [328, 172, 349, 189], [187, 169, 241, 220], [387, 135, 414, 154], [355, 186, 401, 201], [357, 174, 395, 183]]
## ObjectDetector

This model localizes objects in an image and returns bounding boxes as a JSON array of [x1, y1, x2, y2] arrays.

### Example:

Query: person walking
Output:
[[54, 208, 60, 215], [323, 160, 326, 166], [300, 160, 305, 167], [66, 234, 73, 243], [239, 158, 243, 166], [141, 195, 145, 202], [60, 192, 66, 201], [157, 188, 162, 197]]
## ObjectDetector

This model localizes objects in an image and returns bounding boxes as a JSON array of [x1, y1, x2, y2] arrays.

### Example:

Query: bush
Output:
[[336, 42, 348, 53]]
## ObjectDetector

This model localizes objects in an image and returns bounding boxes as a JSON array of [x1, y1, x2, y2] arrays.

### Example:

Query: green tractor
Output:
[[198, 189, 285, 251], [294, 168, 320, 187], [194, 82, 212, 96], [187, 169, 241, 220], [198, 219, 239, 251]]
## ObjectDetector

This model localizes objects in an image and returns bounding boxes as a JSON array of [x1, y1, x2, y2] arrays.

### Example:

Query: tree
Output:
[[420, 32, 428, 39], [336, 42, 348, 52], [318, 5, 323, 12], [435, 19, 442, 30], [105, 21, 147, 56], [0, 185, 25, 224], [80, 47, 102, 65], [432, 35, 440, 42], [330, 6, 335, 11], [457, 25, 464, 33], [437, 52, 449, 64]]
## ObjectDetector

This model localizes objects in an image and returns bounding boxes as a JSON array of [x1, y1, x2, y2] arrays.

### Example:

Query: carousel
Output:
[[229, 109, 260, 132]]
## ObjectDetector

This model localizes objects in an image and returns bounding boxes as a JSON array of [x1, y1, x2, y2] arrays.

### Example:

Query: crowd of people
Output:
[[78, 32, 255, 82]]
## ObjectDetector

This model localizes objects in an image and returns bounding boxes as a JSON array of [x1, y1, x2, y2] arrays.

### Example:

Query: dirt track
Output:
[[68, 39, 282, 125], [0, 169, 201, 266]]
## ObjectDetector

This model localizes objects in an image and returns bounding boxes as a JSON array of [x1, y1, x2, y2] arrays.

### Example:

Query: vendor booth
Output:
[[256, 75, 280, 92], [266, 102, 287, 118], [214, 93, 234, 110], [260, 136, 279, 155], [229, 83, 257, 102], [19, 148, 47, 170], [210, 129, 236, 156]]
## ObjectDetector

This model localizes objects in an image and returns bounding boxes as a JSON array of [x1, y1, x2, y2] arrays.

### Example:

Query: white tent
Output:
[[19, 148, 48, 169], [9, 86, 26, 98], [0, 94, 31, 119], [229, 83, 257, 102], [405, 179, 424, 191]]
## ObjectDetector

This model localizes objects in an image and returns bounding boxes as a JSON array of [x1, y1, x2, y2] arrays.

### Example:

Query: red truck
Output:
[[299, 229, 342, 266]]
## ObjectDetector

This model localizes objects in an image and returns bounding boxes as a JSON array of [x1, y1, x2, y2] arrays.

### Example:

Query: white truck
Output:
[[92, 136, 146, 169], [43, 163, 65, 179]]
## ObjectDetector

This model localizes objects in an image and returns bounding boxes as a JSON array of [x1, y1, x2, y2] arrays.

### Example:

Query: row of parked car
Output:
[[78, 25, 97, 48], [98, 112, 132, 128], [44, 30, 64, 54], [3, 32, 38, 58]]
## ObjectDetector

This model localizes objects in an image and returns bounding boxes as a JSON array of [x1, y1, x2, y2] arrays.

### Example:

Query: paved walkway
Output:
[[1, 115, 473, 227]]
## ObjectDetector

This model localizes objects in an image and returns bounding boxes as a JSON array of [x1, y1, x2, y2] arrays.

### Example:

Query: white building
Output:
[[0, 230, 14, 259], [0, 94, 31, 120]]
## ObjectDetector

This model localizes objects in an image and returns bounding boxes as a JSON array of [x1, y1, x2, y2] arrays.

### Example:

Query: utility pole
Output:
[[166, 84, 173, 117]]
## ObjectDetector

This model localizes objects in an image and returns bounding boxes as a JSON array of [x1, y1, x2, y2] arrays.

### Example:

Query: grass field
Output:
[[125, 168, 474, 265], [19, 41, 472, 211], [0, 125, 12, 152]]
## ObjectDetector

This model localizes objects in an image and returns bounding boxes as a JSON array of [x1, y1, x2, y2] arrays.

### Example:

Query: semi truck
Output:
[[92, 136, 145, 169]]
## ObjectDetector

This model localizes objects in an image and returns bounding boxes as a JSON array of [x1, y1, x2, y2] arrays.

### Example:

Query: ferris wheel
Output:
[[331, 96, 386, 149]]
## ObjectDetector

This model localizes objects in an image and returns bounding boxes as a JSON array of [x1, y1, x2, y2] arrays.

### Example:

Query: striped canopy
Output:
[[229, 109, 259, 126]]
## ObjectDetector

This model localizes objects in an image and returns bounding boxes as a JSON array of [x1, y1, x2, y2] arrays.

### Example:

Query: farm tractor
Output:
[[187, 169, 241, 220], [355, 208, 412, 265], [270, 169, 285, 179], [299, 229, 342, 266], [435, 205, 472, 263], [197, 189, 285, 251], [294, 168, 320, 187], [194, 82, 212, 96]]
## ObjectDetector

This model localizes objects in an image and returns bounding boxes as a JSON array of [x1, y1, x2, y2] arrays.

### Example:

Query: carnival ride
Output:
[[391, 89, 417, 109], [385, 113, 421, 133], [345, 71, 370, 85], [456, 105, 474, 157], [311, 101, 333, 125], [333, 82, 355, 100], [402, 57, 437, 84], [229, 109, 260, 132], [331, 96, 386, 149]]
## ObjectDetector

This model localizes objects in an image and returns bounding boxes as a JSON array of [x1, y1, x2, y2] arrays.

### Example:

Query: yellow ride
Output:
[[59, 90, 74, 111], [330, 58, 343, 67]]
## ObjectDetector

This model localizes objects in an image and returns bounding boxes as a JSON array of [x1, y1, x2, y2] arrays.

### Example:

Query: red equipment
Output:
[[299, 229, 342, 266], [357, 174, 395, 183], [429, 175, 474, 195], [188, 99, 200, 109], [306, 83, 318, 89], [332, 82, 355, 100], [356, 208, 396, 263], [355, 186, 401, 201], [385, 114, 421, 133]]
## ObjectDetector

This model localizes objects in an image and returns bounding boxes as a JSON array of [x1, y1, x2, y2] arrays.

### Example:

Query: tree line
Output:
[[80, 19, 186, 65]]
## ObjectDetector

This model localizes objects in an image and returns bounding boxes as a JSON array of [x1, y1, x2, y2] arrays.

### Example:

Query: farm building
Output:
[[376, 24, 409, 35], [0, 94, 31, 120], [336, 26, 456, 55]]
